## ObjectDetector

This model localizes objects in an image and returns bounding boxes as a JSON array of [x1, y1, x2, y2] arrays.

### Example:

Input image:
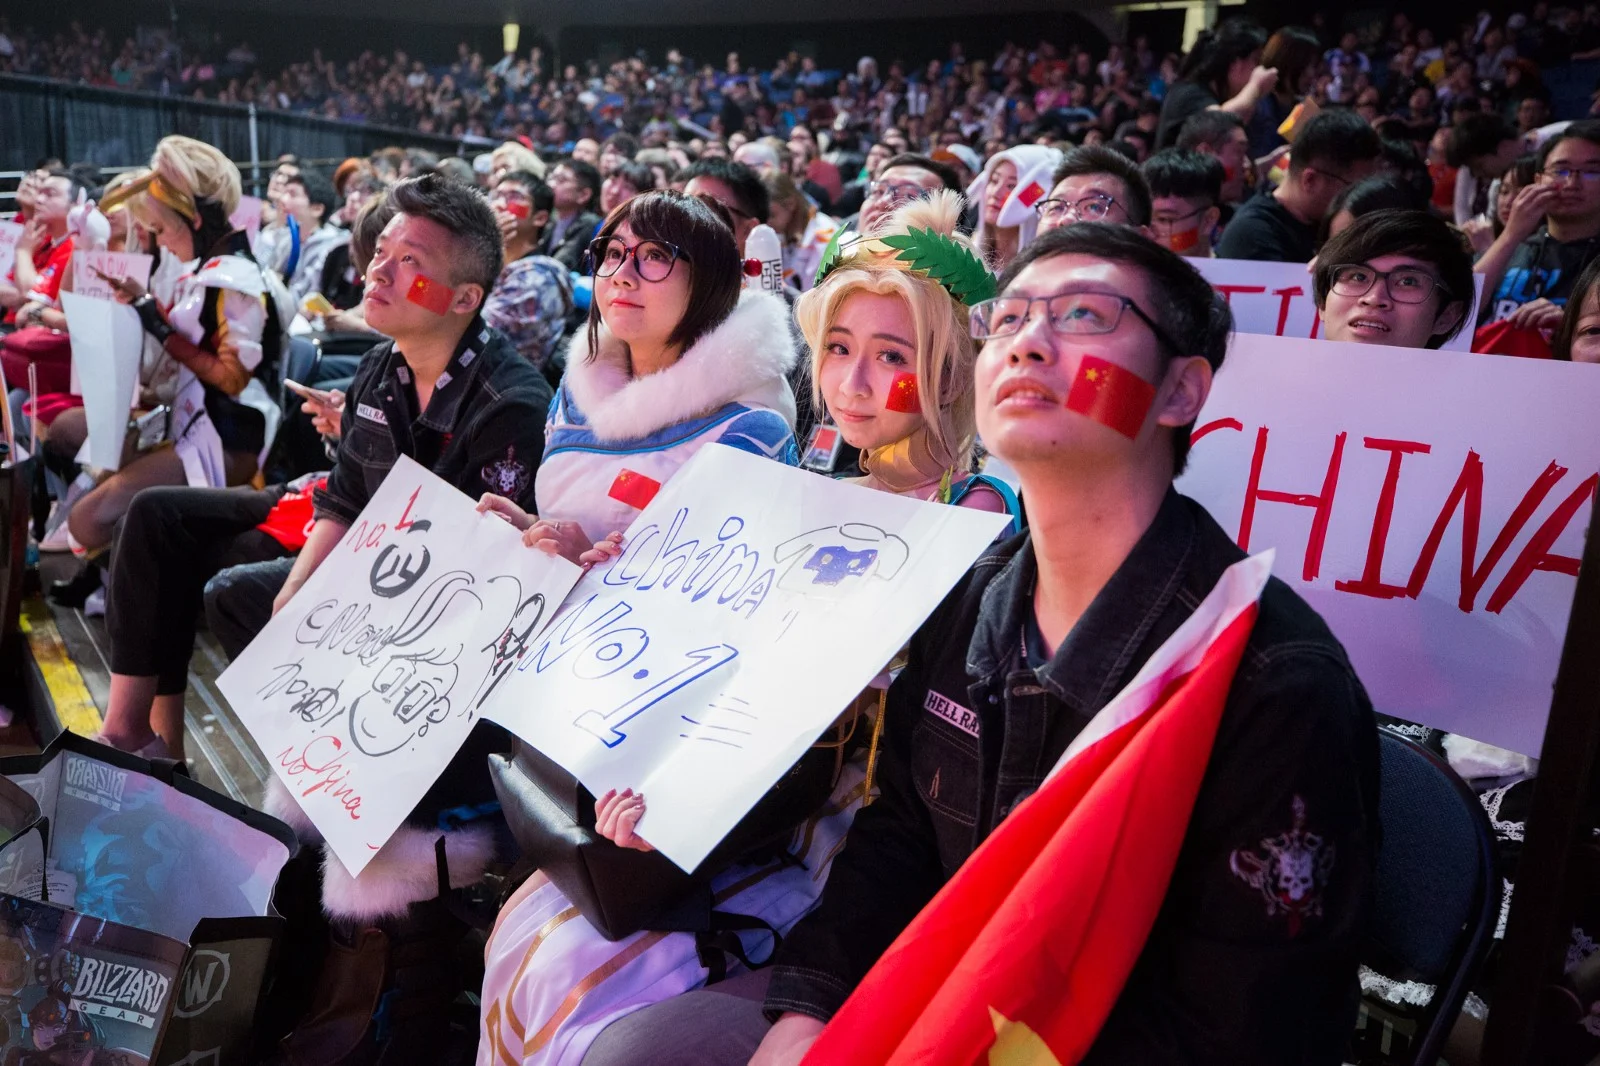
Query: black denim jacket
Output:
[[314, 319, 554, 526], [768, 491, 1380, 1065]]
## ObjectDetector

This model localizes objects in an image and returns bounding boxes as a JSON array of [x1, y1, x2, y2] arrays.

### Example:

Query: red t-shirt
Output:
[[26, 235, 75, 307]]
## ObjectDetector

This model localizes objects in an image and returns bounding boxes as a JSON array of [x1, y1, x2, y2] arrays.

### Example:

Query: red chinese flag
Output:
[[406, 273, 454, 316], [608, 468, 661, 510], [1014, 180, 1046, 208], [1064, 354, 1155, 440], [884, 372, 921, 413], [504, 201, 531, 220], [803, 554, 1271, 1066]]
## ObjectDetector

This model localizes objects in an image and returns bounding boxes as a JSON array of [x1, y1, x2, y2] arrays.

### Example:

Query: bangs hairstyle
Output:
[[795, 190, 980, 472], [587, 190, 742, 359], [1313, 209, 1475, 348], [996, 223, 1232, 474]]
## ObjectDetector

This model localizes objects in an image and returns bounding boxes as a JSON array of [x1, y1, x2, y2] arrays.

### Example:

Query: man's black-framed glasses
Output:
[[589, 237, 685, 281], [1328, 263, 1447, 305], [1034, 194, 1122, 224], [969, 290, 1185, 354]]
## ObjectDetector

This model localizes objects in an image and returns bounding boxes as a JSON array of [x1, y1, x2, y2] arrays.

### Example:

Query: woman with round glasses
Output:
[[1311, 209, 1473, 350]]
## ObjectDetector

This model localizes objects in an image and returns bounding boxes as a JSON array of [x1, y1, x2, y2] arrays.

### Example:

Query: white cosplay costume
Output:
[[535, 289, 799, 535], [783, 210, 838, 293], [966, 143, 1064, 257], [161, 252, 289, 486]]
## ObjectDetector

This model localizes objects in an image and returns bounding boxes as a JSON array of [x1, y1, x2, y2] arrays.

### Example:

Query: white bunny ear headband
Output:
[[67, 189, 112, 251]]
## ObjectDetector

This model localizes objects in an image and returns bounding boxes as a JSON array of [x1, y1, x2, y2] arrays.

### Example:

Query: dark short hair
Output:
[[880, 152, 963, 192], [285, 169, 341, 224], [389, 173, 504, 293], [1447, 114, 1519, 168], [349, 190, 398, 275], [1141, 149, 1223, 205], [995, 223, 1232, 473], [1289, 108, 1383, 176], [496, 169, 555, 215], [682, 158, 770, 222], [1553, 254, 1600, 360], [555, 157, 603, 209], [609, 161, 658, 196], [1539, 119, 1600, 169], [1175, 109, 1244, 153], [1319, 174, 1427, 245], [1178, 19, 1268, 98], [1052, 145, 1153, 226], [40, 167, 86, 202], [603, 132, 640, 159], [587, 190, 741, 356], [1312, 209, 1474, 348]]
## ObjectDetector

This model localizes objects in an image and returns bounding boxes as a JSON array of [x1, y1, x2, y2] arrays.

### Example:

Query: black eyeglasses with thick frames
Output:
[[1328, 263, 1448, 305], [969, 290, 1186, 354], [1034, 194, 1124, 225], [588, 237, 686, 281]]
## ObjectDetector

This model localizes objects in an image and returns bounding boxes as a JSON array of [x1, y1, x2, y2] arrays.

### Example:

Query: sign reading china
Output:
[[1191, 257, 1483, 354], [1178, 334, 1598, 754]]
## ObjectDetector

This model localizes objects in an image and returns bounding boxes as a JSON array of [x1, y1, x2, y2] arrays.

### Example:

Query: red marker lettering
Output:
[[1237, 427, 1346, 581], [1486, 473, 1597, 613], [1335, 438, 1432, 600]]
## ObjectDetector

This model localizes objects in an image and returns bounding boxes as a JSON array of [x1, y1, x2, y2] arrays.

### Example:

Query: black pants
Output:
[[106, 484, 290, 693], [204, 555, 297, 661]]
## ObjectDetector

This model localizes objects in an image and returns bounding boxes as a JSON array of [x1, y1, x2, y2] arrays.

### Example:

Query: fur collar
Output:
[[562, 290, 798, 442]]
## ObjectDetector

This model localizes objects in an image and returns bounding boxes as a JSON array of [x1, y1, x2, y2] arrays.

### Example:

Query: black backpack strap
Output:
[[695, 911, 783, 986]]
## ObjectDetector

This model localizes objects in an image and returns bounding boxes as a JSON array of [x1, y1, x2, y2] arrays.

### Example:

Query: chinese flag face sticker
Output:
[[1014, 181, 1046, 208], [503, 200, 531, 219], [608, 468, 662, 510], [1064, 354, 1156, 440], [884, 372, 921, 413], [406, 273, 454, 316]]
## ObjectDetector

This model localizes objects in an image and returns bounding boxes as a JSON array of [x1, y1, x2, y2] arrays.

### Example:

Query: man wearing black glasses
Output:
[[1477, 120, 1600, 332], [1034, 144, 1153, 237], [853, 153, 962, 237], [584, 224, 1378, 1066], [1216, 109, 1381, 263], [682, 158, 771, 249]]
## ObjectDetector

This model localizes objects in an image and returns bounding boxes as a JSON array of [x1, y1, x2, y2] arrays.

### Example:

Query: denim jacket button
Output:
[[988, 694, 999, 704]]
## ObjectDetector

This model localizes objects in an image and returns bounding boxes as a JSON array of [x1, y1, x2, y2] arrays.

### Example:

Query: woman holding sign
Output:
[[53, 136, 290, 601], [1312, 209, 1474, 351]]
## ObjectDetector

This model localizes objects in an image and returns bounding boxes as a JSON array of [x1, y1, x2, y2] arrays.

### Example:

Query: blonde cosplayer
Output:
[[796, 190, 994, 493]]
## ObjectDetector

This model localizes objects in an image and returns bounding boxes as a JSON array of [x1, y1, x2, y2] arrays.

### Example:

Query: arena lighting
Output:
[[503, 22, 520, 55]]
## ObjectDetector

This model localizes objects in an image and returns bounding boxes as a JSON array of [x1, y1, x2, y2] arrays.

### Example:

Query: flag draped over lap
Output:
[[803, 552, 1275, 1066]]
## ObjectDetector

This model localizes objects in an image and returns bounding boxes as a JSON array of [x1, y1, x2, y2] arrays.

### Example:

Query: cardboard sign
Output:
[[217, 457, 583, 876], [60, 292, 144, 471], [488, 445, 1009, 871], [229, 196, 263, 246], [1191, 257, 1484, 354], [1178, 333, 1600, 754], [0, 220, 22, 281], [72, 249, 154, 302]]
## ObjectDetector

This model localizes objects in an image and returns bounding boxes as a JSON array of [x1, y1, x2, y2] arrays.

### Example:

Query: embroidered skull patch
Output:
[[481, 446, 530, 498], [1228, 795, 1335, 936]]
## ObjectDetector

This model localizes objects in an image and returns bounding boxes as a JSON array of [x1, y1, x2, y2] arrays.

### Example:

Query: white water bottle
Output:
[[743, 224, 784, 296]]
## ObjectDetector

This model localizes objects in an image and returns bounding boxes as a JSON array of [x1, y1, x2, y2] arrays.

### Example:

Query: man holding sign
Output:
[[588, 225, 1379, 1066]]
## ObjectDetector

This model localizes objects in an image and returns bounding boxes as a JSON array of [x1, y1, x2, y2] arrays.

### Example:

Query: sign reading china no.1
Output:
[[1178, 333, 1599, 755], [1191, 257, 1483, 354], [216, 456, 583, 876], [487, 445, 1010, 873]]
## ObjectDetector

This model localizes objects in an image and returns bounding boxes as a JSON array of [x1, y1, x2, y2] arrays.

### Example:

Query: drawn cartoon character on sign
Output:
[[773, 523, 910, 594]]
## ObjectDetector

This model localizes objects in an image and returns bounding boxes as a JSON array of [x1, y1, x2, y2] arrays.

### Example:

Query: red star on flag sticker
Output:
[[406, 273, 453, 315]]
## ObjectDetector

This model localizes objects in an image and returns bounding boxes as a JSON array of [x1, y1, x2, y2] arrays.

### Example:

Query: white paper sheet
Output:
[[59, 291, 143, 471]]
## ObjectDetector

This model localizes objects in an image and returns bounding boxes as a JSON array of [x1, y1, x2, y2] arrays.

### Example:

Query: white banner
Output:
[[59, 292, 143, 471], [0, 221, 22, 282], [71, 250, 153, 303], [217, 457, 583, 875], [1191, 257, 1483, 353], [1178, 333, 1599, 755], [489, 445, 1008, 872]]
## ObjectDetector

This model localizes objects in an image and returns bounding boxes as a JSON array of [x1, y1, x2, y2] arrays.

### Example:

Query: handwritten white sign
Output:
[[1191, 257, 1483, 354], [1178, 333, 1600, 755], [59, 292, 143, 471], [0, 221, 22, 281], [217, 457, 583, 875], [488, 445, 1010, 871], [71, 250, 153, 302]]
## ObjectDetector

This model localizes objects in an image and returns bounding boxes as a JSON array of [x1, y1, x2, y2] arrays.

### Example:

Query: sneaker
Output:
[[82, 587, 106, 618], [87, 731, 175, 760]]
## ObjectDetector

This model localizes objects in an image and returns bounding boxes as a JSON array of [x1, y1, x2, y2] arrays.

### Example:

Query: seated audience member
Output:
[[0, 168, 45, 316], [492, 139, 547, 182], [854, 153, 963, 238], [1177, 109, 1254, 209], [537, 158, 605, 272], [3, 169, 81, 391], [1551, 255, 1600, 362], [1155, 19, 1275, 149], [1320, 174, 1429, 245], [572, 137, 602, 166], [52, 137, 290, 606], [682, 157, 771, 248], [236, 173, 555, 1062], [584, 222, 1378, 1066], [1447, 113, 1524, 226], [1313, 210, 1474, 349], [271, 169, 350, 304], [601, 160, 656, 215], [1142, 148, 1225, 257], [968, 145, 1062, 271], [1477, 121, 1600, 331], [734, 140, 784, 177], [599, 132, 640, 176], [1036, 144, 1153, 235], [764, 171, 838, 292], [484, 169, 573, 374], [1217, 108, 1383, 263], [316, 172, 387, 313]]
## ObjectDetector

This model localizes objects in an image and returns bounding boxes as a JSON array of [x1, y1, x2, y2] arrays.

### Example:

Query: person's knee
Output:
[[205, 558, 292, 659]]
